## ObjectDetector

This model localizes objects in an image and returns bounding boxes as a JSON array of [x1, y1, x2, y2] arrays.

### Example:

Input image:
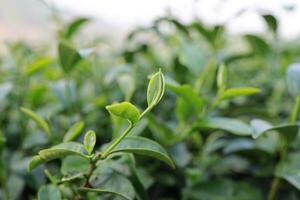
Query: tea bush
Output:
[[1, 12, 300, 200]]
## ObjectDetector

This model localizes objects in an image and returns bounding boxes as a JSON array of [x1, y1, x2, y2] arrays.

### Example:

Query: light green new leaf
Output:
[[107, 136, 175, 168], [217, 64, 227, 90], [58, 42, 82, 73], [21, 107, 51, 137], [80, 188, 131, 200], [63, 17, 90, 39], [26, 57, 53, 76], [28, 142, 89, 171], [106, 102, 140, 125], [63, 121, 85, 142], [168, 84, 204, 113], [220, 87, 260, 100], [196, 117, 253, 136], [147, 70, 165, 108], [38, 185, 61, 200], [84, 130, 96, 155]]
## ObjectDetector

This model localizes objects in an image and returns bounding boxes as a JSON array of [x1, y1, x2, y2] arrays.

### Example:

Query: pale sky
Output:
[[1, 0, 300, 43]]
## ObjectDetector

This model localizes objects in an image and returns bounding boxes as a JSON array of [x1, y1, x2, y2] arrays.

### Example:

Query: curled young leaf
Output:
[[147, 70, 165, 108], [20, 107, 51, 137], [84, 130, 96, 155], [106, 102, 140, 125]]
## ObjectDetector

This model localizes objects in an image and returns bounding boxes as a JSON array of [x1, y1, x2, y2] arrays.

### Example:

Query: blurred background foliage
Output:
[[1, 2, 300, 200]]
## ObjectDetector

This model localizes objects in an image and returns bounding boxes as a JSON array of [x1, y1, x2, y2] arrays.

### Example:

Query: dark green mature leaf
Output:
[[88, 163, 135, 200], [262, 14, 278, 33], [183, 179, 263, 200], [220, 87, 260, 100], [84, 130, 96, 155], [63, 17, 90, 39], [107, 136, 175, 168], [28, 142, 89, 171], [196, 117, 253, 136], [21, 107, 51, 137], [80, 188, 132, 200], [58, 42, 82, 73], [38, 185, 61, 200], [147, 70, 165, 108], [61, 155, 89, 176], [63, 121, 85, 142], [106, 102, 140, 125], [251, 120, 299, 143], [276, 151, 300, 190], [244, 34, 270, 54]]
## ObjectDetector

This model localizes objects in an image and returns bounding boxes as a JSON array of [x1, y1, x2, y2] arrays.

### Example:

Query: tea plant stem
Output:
[[290, 94, 300, 123], [267, 177, 280, 200], [101, 124, 134, 158]]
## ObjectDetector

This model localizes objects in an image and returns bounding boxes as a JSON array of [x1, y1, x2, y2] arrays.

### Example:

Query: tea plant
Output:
[[25, 70, 175, 199]]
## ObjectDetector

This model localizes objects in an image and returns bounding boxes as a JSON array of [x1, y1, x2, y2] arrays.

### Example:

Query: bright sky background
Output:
[[1, 0, 300, 43]]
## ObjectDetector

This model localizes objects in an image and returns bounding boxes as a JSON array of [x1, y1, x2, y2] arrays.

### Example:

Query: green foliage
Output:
[[2, 12, 300, 200]]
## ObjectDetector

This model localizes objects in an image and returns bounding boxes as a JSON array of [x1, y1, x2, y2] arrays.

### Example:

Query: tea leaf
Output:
[[84, 130, 96, 155], [217, 64, 227, 90], [117, 73, 135, 101], [196, 117, 253, 136], [61, 155, 89, 176], [251, 120, 299, 143], [28, 142, 89, 171], [58, 42, 82, 73], [20, 107, 51, 137], [63, 17, 90, 39], [106, 102, 140, 125], [220, 87, 260, 100], [63, 121, 85, 142], [38, 185, 61, 200], [287, 63, 300, 97], [80, 187, 132, 200], [147, 70, 165, 108], [107, 136, 175, 168]]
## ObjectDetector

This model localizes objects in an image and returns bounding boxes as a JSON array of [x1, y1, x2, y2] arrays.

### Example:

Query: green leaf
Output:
[[106, 102, 140, 125], [147, 70, 165, 108], [25, 57, 53, 76], [217, 64, 227, 90], [63, 121, 85, 142], [87, 163, 135, 200], [63, 17, 90, 39], [251, 119, 299, 143], [287, 63, 300, 97], [220, 87, 260, 100], [28, 155, 44, 171], [28, 142, 89, 171], [168, 84, 204, 113], [183, 179, 263, 200], [276, 151, 300, 190], [107, 136, 175, 168], [58, 42, 82, 73], [61, 155, 89, 176], [84, 130, 96, 155], [80, 187, 131, 200], [262, 14, 278, 33], [196, 117, 253, 136], [20, 107, 51, 137], [117, 73, 135, 101], [38, 185, 61, 200]]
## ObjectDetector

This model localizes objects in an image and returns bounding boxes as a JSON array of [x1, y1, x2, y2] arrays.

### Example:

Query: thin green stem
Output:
[[101, 124, 134, 158], [267, 177, 280, 200], [290, 94, 300, 123]]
